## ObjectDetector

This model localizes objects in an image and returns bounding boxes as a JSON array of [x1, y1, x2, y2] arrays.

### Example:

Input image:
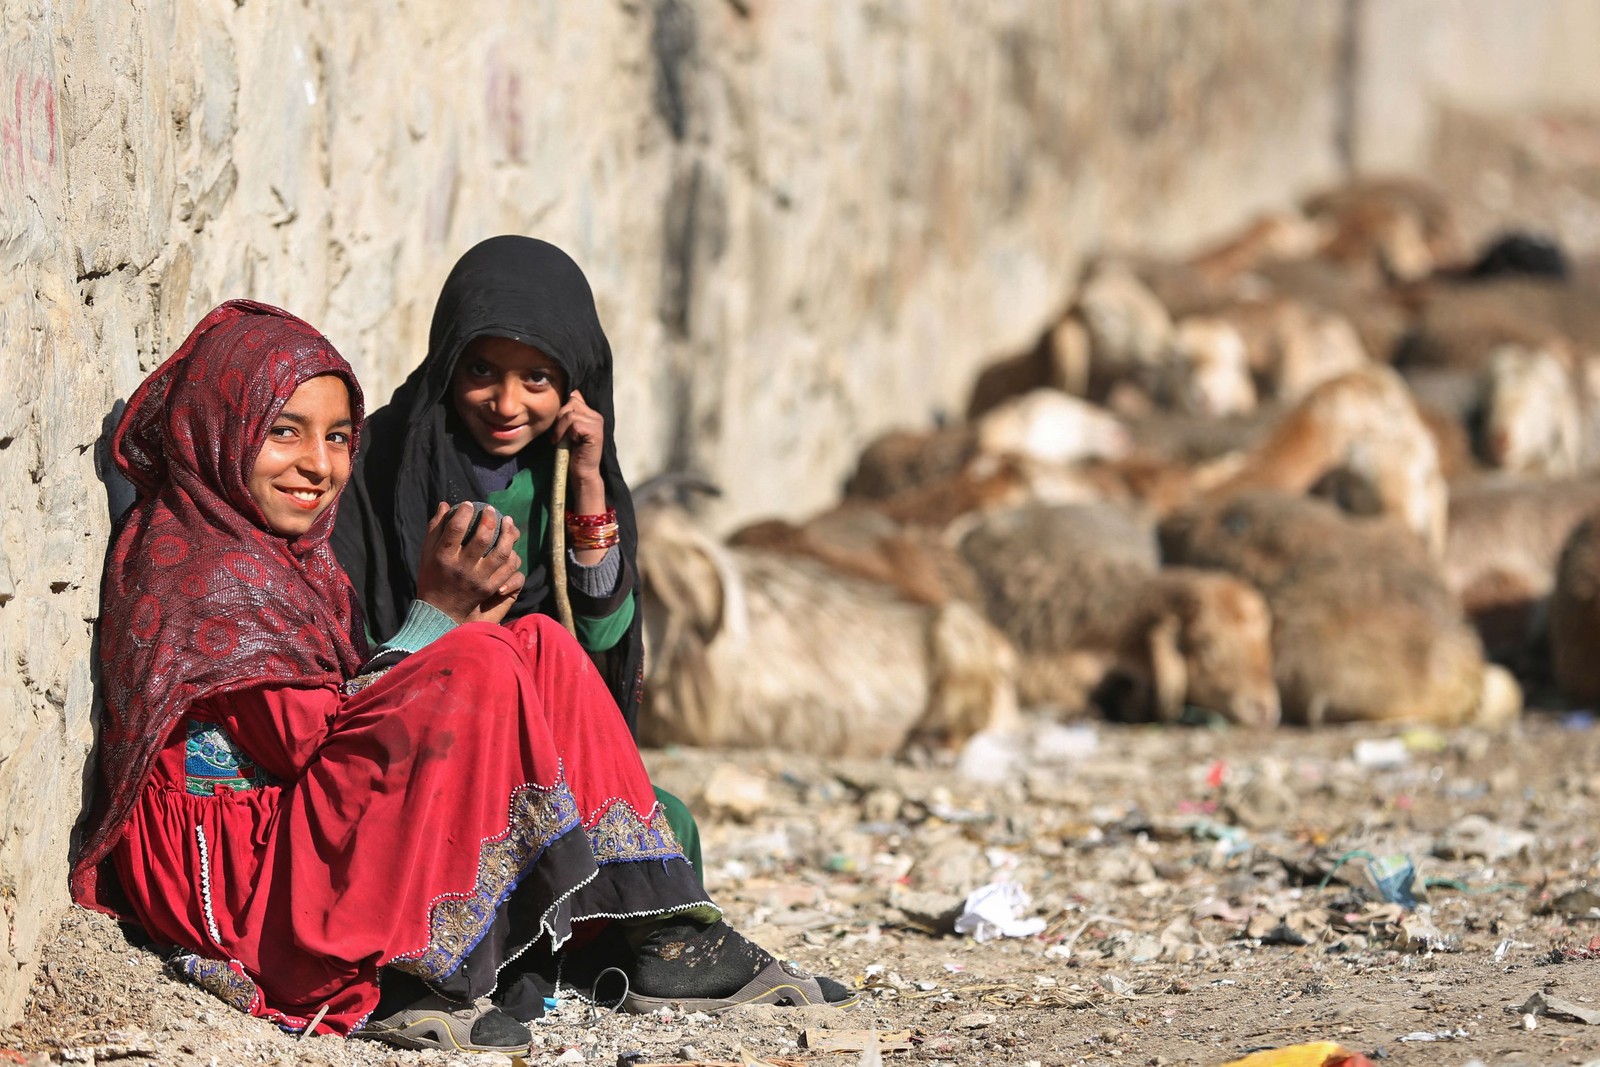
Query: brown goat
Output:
[[1161, 492, 1516, 728], [1547, 508, 1600, 704], [1445, 476, 1600, 667], [957, 504, 1280, 727], [1203, 365, 1448, 554]]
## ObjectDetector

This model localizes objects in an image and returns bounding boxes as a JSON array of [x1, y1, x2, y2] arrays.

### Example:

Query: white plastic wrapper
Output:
[[953, 881, 1047, 943]]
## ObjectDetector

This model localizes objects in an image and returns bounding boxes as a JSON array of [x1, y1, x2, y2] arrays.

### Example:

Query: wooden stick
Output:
[[550, 441, 576, 635]]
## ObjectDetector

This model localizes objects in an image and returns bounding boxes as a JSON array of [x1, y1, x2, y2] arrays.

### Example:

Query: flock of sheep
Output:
[[634, 180, 1600, 758]]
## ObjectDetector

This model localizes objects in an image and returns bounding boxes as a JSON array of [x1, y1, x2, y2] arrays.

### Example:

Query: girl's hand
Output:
[[554, 389, 606, 491], [415, 502, 525, 624]]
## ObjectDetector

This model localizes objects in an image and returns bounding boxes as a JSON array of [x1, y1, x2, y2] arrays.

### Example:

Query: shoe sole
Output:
[[620, 958, 862, 1015], [361, 1016, 531, 1054]]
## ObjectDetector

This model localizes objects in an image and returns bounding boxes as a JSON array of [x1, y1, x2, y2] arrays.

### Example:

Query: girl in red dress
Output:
[[72, 300, 849, 1054]]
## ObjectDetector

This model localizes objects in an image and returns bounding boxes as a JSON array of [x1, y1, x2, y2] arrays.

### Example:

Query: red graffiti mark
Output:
[[484, 56, 525, 164], [0, 67, 58, 194], [30, 74, 55, 169]]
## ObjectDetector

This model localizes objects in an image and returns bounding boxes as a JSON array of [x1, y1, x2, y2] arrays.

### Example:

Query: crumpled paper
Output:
[[952, 881, 1046, 943]]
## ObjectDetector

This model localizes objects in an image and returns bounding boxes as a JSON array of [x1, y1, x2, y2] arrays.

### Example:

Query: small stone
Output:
[[679, 1046, 701, 1061], [956, 1011, 996, 1029], [700, 764, 771, 822]]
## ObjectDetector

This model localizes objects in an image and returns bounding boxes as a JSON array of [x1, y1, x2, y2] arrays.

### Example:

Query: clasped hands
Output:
[[415, 503, 525, 624]]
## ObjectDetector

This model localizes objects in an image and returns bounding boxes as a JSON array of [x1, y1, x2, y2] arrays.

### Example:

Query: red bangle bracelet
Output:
[[565, 508, 617, 530]]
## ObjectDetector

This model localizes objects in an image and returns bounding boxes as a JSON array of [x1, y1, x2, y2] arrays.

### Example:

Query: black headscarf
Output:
[[333, 236, 644, 734]]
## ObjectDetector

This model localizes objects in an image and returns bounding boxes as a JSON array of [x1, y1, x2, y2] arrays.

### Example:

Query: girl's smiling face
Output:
[[450, 336, 568, 457], [247, 373, 354, 536]]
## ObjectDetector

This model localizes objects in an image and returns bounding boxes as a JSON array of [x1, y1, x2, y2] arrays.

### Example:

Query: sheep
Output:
[[845, 389, 1136, 526], [1550, 508, 1600, 704], [1185, 209, 1331, 284], [1202, 365, 1448, 554], [845, 423, 977, 501], [973, 388, 1131, 467], [1395, 278, 1570, 376], [1160, 492, 1517, 728], [966, 315, 1091, 419], [635, 504, 1018, 757], [956, 503, 1280, 727], [1444, 475, 1600, 667], [1301, 178, 1467, 283], [729, 502, 980, 607], [1074, 259, 1175, 408], [1163, 315, 1257, 417], [1476, 341, 1584, 476], [1270, 305, 1371, 403], [1252, 257, 1413, 364]]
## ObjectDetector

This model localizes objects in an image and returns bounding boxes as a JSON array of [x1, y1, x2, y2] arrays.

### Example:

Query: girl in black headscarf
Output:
[[333, 236, 701, 870]]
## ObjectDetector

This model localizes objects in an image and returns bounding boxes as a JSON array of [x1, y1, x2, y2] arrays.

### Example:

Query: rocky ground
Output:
[[6, 712, 1600, 1067]]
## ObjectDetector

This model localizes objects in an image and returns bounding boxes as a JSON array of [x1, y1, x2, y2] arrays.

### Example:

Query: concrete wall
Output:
[[0, 0, 1596, 1025]]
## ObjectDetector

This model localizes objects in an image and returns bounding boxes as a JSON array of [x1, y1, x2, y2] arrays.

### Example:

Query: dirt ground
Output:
[[6, 712, 1600, 1067]]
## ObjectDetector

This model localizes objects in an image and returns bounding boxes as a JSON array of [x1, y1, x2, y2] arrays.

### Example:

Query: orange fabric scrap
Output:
[[1219, 1041, 1375, 1067]]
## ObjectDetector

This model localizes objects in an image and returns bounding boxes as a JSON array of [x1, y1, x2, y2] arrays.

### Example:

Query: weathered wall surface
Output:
[[1, 0, 1597, 1025]]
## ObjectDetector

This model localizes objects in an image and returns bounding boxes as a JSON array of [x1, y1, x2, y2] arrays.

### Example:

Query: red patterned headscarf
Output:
[[72, 300, 369, 913]]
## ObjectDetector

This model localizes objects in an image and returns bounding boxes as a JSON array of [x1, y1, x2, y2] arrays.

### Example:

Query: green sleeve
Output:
[[575, 592, 636, 652], [487, 463, 636, 653]]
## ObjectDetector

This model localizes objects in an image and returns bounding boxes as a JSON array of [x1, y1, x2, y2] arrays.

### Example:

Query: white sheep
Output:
[[636, 504, 1019, 757]]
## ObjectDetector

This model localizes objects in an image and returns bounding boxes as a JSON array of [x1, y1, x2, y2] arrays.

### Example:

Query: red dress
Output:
[[111, 615, 706, 1035], [73, 302, 707, 1038]]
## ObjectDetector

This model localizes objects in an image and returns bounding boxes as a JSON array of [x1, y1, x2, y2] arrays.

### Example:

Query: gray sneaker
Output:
[[361, 992, 531, 1053]]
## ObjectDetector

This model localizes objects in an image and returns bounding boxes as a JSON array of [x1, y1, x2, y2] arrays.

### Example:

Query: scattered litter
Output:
[[1545, 886, 1600, 918], [1319, 851, 1421, 909], [802, 1028, 912, 1053], [955, 729, 1026, 784], [1433, 814, 1535, 863], [1546, 934, 1600, 962], [1032, 722, 1100, 762], [1509, 991, 1600, 1025], [1352, 738, 1409, 771], [888, 889, 964, 935], [953, 881, 1046, 942], [1218, 1041, 1376, 1066], [1397, 1028, 1468, 1042], [1193, 899, 1254, 924], [1395, 913, 1459, 953], [855, 1029, 884, 1067], [1252, 919, 1311, 947], [1189, 819, 1253, 862], [1399, 726, 1448, 753], [1097, 974, 1137, 997]]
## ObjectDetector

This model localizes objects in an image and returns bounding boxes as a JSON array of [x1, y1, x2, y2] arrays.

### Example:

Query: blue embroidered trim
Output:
[[587, 801, 683, 866], [184, 720, 275, 795], [172, 953, 260, 1014], [388, 772, 583, 983]]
